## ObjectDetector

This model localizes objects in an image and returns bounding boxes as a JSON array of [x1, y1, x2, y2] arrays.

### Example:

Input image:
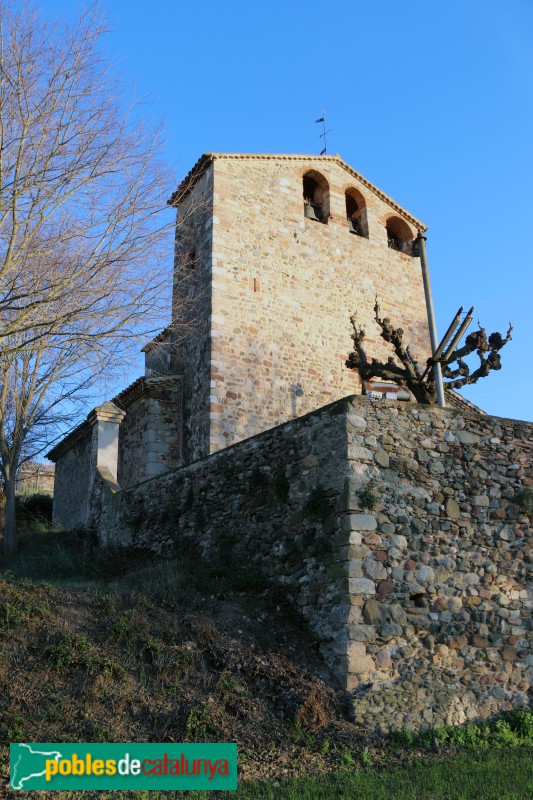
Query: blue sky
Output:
[[43, 0, 533, 421]]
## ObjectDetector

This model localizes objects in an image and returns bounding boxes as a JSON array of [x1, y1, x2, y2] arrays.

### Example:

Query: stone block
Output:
[[348, 578, 376, 595], [379, 623, 402, 640], [374, 449, 390, 468], [345, 642, 376, 674], [345, 514, 377, 531], [363, 557, 387, 580], [348, 624, 376, 642], [455, 431, 480, 445], [363, 597, 386, 625], [380, 523, 396, 534], [348, 445, 374, 461], [390, 603, 407, 624], [445, 498, 460, 519], [375, 648, 392, 669], [448, 635, 467, 650], [390, 534, 408, 549], [346, 544, 371, 559], [347, 415, 367, 431], [417, 566, 435, 583]]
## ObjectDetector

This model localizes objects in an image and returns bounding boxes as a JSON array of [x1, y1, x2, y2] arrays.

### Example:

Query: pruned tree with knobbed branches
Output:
[[346, 299, 512, 405], [0, 1, 204, 556]]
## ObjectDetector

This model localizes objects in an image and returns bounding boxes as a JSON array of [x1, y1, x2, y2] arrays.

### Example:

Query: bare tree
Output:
[[0, 1, 181, 555], [347, 299, 512, 405], [0, 323, 99, 553]]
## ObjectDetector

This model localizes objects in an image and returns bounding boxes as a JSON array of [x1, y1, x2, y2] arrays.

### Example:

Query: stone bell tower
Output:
[[168, 153, 431, 463]]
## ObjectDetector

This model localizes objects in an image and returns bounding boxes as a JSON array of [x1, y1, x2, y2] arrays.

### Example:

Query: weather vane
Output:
[[315, 111, 331, 155]]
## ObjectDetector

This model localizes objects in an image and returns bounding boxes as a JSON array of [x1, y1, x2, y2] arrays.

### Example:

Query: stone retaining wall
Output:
[[93, 396, 532, 732], [342, 401, 531, 731]]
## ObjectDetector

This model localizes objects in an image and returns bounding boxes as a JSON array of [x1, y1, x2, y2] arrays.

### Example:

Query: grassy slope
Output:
[[0, 529, 531, 799]]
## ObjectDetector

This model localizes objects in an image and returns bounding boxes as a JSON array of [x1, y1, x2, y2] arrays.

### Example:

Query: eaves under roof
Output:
[[168, 152, 427, 231]]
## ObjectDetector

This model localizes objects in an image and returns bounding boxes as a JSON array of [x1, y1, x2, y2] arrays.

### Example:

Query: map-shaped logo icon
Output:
[[10, 743, 63, 790]]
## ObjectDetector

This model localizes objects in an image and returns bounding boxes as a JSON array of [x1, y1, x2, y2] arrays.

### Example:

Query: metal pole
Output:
[[432, 306, 463, 363], [417, 230, 446, 408], [441, 306, 474, 363], [420, 306, 463, 383]]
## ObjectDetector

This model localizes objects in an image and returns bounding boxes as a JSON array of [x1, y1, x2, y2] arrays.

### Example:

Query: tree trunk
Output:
[[3, 474, 17, 558]]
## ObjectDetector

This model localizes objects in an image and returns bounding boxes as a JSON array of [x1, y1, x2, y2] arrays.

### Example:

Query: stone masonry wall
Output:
[[342, 401, 531, 731], [51, 379, 183, 525], [94, 396, 532, 732], [95, 397, 350, 673], [207, 155, 431, 454], [51, 427, 92, 528], [171, 168, 214, 464], [117, 378, 183, 488]]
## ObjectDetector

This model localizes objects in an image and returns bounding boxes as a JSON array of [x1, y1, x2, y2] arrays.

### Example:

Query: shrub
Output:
[[357, 479, 379, 511], [389, 709, 533, 751], [15, 493, 53, 528], [515, 486, 533, 514]]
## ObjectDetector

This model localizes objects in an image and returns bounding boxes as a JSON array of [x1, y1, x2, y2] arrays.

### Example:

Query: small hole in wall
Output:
[[249, 277, 260, 292]]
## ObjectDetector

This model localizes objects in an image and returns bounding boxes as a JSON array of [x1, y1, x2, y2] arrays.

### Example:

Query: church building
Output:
[[49, 153, 432, 526], [46, 156, 532, 732]]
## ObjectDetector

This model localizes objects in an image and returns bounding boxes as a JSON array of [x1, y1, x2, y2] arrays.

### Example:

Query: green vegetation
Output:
[[515, 486, 533, 514], [216, 750, 533, 799], [0, 750, 530, 799], [15, 491, 54, 531], [0, 572, 52, 632], [389, 709, 533, 751], [44, 631, 125, 679], [357, 478, 379, 511]]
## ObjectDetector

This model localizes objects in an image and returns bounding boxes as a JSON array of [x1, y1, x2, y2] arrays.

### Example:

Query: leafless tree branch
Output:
[[0, 1, 204, 555], [346, 298, 512, 406]]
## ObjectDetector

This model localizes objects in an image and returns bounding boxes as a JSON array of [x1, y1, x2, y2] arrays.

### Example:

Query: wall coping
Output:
[[48, 387, 533, 468], [88, 402, 126, 426], [114, 394, 532, 495]]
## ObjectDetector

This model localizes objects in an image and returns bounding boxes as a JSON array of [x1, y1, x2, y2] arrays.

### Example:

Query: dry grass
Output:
[[0, 530, 365, 794]]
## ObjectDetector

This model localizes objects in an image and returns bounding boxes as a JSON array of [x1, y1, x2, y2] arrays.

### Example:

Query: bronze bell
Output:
[[349, 216, 362, 236], [304, 202, 322, 221]]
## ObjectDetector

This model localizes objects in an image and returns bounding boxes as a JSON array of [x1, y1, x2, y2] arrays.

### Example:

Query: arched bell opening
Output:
[[386, 216, 414, 255], [303, 170, 329, 223], [345, 187, 369, 238]]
